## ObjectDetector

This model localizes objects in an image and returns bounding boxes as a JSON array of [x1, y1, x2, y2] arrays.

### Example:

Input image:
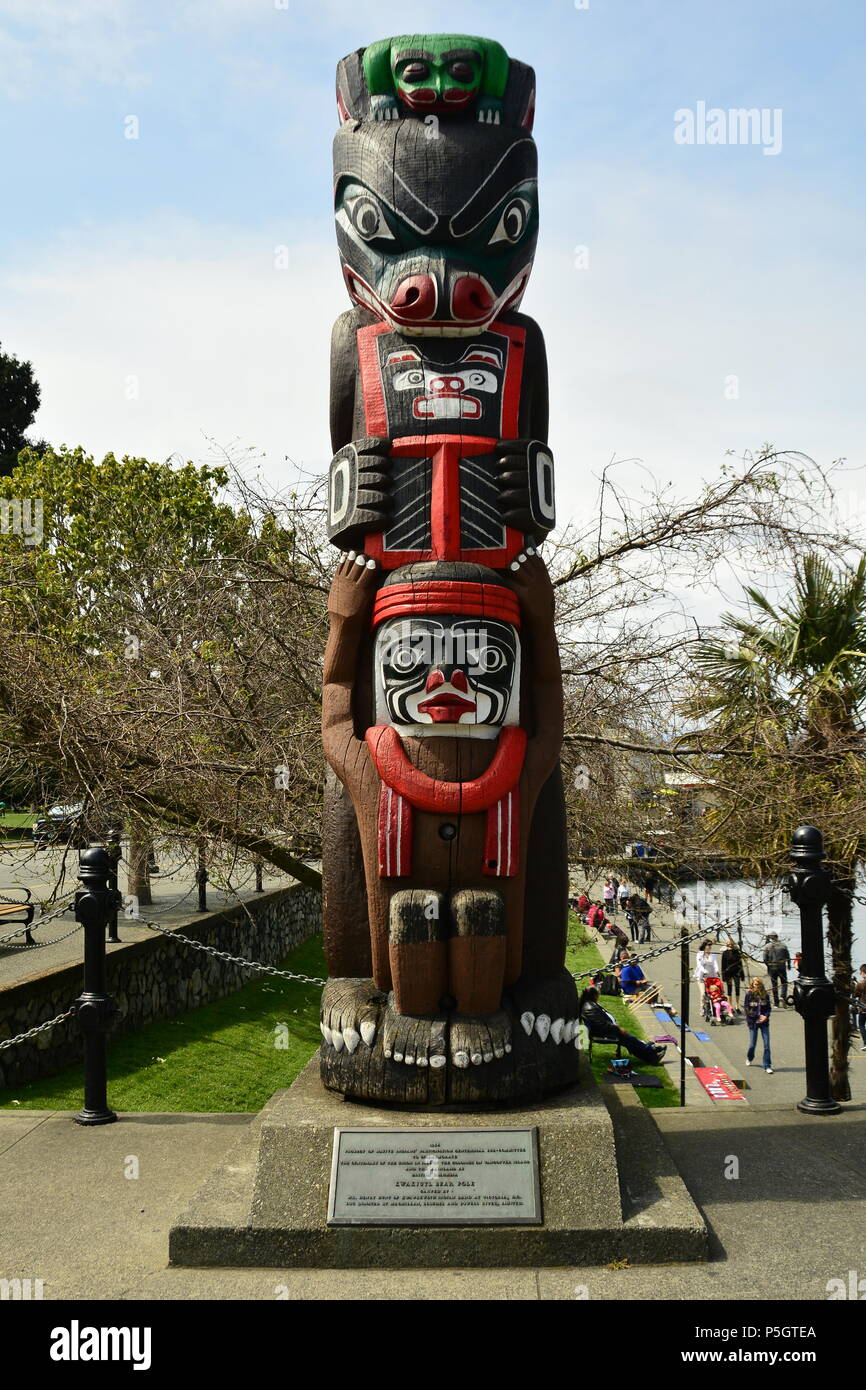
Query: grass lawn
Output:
[[0, 813, 33, 827], [0, 936, 326, 1113], [0, 920, 679, 1113], [565, 913, 680, 1108]]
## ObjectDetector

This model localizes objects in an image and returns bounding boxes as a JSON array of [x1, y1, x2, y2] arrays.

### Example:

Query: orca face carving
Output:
[[333, 120, 538, 336]]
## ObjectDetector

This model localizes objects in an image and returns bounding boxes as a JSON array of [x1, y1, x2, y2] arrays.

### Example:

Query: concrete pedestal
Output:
[[169, 1055, 707, 1268]]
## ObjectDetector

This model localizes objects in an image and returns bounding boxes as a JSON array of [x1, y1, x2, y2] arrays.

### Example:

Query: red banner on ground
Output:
[[694, 1066, 745, 1101]]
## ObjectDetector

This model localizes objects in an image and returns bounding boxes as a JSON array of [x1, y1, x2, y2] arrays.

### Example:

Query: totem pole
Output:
[[320, 35, 579, 1105]]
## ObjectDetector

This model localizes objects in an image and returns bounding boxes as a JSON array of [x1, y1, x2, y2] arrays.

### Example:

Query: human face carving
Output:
[[373, 615, 520, 737]]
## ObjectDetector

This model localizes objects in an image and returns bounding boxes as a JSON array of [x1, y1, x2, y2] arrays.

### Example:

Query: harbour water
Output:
[[676, 876, 866, 977]]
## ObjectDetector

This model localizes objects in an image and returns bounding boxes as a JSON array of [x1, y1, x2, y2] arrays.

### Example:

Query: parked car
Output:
[[32, 803, 88, 850]]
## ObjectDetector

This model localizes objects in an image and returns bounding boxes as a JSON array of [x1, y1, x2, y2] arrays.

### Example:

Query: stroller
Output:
[[702, 976, 734, 1026]]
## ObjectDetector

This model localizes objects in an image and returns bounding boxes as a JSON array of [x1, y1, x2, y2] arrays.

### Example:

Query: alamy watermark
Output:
[[0, 497, 43, 545], [674, 102, 782, 156]]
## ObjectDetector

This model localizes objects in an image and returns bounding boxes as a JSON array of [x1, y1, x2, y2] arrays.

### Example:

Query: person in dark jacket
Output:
[[854, 965, 866, 1050], [629, 893, 652, 943], [721, 937, 746, 1012], [743, 977, 773, 1073], [763, 934, 791, 1006], [579, 987, 667, 1064]]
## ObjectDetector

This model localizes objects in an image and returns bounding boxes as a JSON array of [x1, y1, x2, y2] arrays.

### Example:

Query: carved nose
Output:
[[390, 274, 437, 321], [451, 276, 495, 322], [450, 669, 469, 692], [426, 669, 445, 692], [429, 377, 464, 394]]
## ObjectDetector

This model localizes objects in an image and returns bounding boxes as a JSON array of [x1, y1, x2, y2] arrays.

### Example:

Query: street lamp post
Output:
[[788, 825, 842, 1116], [73, 848, 118, 1126]]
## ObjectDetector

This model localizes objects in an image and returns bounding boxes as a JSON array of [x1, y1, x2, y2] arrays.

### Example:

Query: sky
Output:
[[2, 0, 865, 581]]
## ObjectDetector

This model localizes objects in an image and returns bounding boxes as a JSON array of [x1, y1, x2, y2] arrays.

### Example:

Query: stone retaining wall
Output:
[[0, 884, 321, 1089]]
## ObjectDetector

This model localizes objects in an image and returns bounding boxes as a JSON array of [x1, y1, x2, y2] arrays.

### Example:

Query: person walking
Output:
[[744, 976, 773, 1073], [763, 933, 792, 1006], [629, 893, 652, 943], [854, 964, 866, 1051], [603, 878, 616, 915], [721, 936, 746, 1012], [694, 940, 719, 1000], [618, 879, 631, 912], [644, 868, 659, 903]]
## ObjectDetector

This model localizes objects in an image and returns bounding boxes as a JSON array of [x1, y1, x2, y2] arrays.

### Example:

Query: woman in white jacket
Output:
[[694, 940, 719, 997]]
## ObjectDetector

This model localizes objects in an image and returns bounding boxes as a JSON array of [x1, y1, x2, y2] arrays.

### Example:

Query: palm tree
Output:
[[691, 553, 866, 1101]]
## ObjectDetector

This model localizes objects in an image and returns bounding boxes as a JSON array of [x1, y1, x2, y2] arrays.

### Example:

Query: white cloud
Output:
[[2, 216, 342, 483]]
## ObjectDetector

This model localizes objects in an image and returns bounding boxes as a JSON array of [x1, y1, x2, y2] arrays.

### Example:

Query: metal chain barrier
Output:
[[0, 1007, 76, 1052], [138, 916, 327, 986], [573, 886, 784, 984]]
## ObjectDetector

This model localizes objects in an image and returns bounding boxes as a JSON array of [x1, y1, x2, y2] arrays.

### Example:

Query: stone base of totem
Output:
[[169, 1057, 707, 1269]]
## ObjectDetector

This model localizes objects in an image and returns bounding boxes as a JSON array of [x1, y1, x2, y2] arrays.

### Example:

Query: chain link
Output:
[[573, 887, 784, 984], [0, 1008, 76, 1052], [138, 916, 326, 986]]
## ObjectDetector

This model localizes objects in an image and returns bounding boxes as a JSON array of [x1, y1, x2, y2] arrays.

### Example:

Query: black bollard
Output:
[[679, 925, 689, 1107], [73, 848, 118, 1126], [105, 825, 122, 944], [196, 839, 208, 913], [788, 826, 842, 1115]]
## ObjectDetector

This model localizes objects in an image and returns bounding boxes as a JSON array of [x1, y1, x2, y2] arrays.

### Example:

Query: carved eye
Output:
[[390, 644, 423, 673], [468, 644, 507, 673], [401, 61, 430, 82], [448, 61, 475, 83], [344, 193, 394, 243], [488, 197, 532, 247]]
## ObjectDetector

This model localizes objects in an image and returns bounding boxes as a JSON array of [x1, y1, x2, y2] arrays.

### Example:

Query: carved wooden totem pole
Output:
[[320, 35, 579, 1105]]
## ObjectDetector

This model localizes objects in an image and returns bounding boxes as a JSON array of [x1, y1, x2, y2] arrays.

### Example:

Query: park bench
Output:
[[0, 889, 36, 945]]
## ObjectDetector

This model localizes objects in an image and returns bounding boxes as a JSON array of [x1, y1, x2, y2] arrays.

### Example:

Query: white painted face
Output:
[[373, 615, 521, 739]]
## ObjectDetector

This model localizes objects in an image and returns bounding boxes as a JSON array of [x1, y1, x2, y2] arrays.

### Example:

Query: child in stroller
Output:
[[703, 976, 734, 1025]]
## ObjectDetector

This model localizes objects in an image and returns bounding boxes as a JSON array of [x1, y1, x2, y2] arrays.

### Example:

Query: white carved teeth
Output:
[[343, 1027, 360, 1055], [404, 1054, 414, 1066], [550, 1018, 564, 1045], [393, 1051, 403, 1062], [360, 1020, 376, 1047], [493, 1043, 504, 1059], [563, 1019, 575, 1044], [520, 1011, 535, 1036], [453, 1050, 470, 1069], [417, 1055, 428, 1068], [483, 1050, 493, 1063], [471, 1052, 483, 1066], [535, 1014, 551, 1042], [321, 1023, 333, 1046], [332, 1030, 345, 1052], [430, 1054, 446, 1069]]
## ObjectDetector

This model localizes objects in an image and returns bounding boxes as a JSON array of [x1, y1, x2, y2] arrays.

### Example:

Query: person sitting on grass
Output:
[[579, 986, 667, 1064], [618, 954, 652, 999], [586, 901, 606, 934]]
